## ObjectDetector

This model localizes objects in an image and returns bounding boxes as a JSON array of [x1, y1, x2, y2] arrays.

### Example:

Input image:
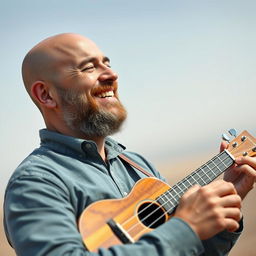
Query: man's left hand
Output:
[[221, 141, 256, 199]]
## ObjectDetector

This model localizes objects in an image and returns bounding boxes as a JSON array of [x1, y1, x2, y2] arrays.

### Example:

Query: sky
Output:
[[1, 0, 256, 197]]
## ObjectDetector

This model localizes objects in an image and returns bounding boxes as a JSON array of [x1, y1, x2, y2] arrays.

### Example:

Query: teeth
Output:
[[97, 91, 114, 98]]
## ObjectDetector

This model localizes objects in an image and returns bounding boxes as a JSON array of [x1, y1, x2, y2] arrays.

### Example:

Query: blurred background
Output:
[[1, 1, 255, 255]]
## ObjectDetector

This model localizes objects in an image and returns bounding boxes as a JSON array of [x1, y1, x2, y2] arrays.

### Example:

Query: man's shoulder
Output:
[[7, 145, 64, 187], [4, 146, 73, 205]]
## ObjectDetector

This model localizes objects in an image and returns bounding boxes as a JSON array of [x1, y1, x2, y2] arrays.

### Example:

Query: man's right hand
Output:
[[174, 180, 242, 240]]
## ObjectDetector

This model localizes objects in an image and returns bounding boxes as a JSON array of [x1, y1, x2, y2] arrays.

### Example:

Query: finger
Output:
[[225, 218, 240, 232], [220, 194, 241, 208], [236, 156, 256, 169], [220, 141, 228, 152], [223, 207, 241, 222], [234, 162, 256, 182], [204, 180, 237, 196]]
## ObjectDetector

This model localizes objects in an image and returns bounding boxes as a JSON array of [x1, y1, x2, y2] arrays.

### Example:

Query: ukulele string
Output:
[[247, 136, 256, 148], [234, 136, 256, 154], [132, 138, 255, 240], [120, 151, 233, 238], [132, 152, 241, 240], [121, 151, 231, 233]]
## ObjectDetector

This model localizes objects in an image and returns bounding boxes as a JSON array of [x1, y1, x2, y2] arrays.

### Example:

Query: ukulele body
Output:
[[78, 177, 171, 252], [79, 130, 256, 252]]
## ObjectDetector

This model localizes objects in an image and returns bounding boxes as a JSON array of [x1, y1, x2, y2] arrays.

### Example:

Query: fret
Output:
[[176, 180, 189, 192], [202, 151, 233, 183], [201, 165, 212, 182], [183, 178, 193, 189], [166, 190, 179, 206], [187, 174, 198, 186], [157, 190, 177, 214], [192, 171, 206, 186], [156, 150, 235, 215], [162, 192, 169, 204], [204, 161, 219, 180], [167, 185, 181, 201], [172, 184, 183, 195]]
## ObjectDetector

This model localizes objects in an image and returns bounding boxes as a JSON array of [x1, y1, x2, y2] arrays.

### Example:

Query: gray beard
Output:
[[63, 106, 125, 138], [57, 87, 127, 138]]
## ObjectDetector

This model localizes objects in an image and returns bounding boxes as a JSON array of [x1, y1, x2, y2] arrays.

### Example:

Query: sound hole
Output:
[[137, 202, 166, 228]]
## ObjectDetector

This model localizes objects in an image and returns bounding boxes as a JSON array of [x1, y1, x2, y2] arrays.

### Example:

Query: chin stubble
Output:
[[59, 88, 127, 137]]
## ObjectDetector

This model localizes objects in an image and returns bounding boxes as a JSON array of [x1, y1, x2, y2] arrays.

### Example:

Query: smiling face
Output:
[[50, 34, 127, 138], [23, 33, 127, 138], [56, 79, 127, 138]]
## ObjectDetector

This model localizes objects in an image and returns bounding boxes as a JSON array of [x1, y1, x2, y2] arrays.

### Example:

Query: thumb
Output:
[[220, 141, 228, 152]]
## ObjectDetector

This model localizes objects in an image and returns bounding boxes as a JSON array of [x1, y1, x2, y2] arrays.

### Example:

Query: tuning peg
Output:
[[228, 128, 237, 137], [222, 133, 231, 142]]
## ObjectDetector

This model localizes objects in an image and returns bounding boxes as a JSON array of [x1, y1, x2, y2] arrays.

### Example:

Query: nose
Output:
[[98, 66, 118, 83]]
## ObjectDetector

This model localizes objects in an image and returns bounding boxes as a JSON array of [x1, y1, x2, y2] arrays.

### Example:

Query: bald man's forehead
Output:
[[22, 34, 106, 90], [46, 35, 104, 66]]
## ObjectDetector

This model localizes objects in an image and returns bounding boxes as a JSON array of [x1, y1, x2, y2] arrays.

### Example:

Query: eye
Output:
[[104, 61, 111, 68], [81, 65, 95, 72]]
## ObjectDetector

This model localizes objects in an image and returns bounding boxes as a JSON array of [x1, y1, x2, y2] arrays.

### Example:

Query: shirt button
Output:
[[123, 192, 128, 196], [85, 143, 92, 149]]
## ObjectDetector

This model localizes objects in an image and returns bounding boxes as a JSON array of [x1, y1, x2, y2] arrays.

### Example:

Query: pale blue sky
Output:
[[1, 0, 256, 196]]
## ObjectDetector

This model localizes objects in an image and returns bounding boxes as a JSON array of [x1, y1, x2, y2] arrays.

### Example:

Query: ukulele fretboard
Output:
[[157, 150, 234, 214]]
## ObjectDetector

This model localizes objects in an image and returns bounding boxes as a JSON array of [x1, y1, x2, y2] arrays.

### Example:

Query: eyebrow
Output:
[[77, 56, 110, 69]]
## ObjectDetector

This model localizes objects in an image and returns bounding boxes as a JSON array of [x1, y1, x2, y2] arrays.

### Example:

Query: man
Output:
[[4, 33, 256, 256]]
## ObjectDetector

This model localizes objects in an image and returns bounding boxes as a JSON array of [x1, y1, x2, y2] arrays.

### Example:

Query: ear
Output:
[[31, 81, 57, 108]]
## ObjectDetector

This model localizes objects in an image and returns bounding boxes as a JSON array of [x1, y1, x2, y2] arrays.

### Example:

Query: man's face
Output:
[[50, 35, 127, 138]]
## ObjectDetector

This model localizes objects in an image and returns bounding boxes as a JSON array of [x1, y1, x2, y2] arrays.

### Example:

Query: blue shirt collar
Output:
[[39, 129, 126, 160]]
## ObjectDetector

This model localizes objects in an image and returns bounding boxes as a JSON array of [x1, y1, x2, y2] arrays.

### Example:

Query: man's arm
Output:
[[4, 174, 204, 256], [4, 170, 244, 255]]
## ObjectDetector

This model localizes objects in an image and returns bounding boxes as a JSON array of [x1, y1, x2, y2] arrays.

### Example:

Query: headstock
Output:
[[225, 130, 256, 158]]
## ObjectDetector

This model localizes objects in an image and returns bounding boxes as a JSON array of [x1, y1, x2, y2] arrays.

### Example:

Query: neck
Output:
[[45, 119, 107, 162], [90, 136, 106, 161]]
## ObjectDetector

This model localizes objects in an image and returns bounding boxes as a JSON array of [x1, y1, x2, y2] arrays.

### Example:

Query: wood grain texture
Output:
[[78, 177, 171, 252]]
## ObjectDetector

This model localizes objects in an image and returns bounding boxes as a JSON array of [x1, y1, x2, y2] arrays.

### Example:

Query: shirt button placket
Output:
[[109, 168, 127, 197]]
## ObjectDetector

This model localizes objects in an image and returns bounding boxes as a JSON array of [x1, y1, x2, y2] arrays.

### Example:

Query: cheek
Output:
[[82, 91, 99, 111], [78, 73, 96, 88], [67, 70, 95, 91]]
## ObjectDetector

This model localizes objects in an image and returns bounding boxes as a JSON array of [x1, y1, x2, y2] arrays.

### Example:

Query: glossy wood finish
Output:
[[79, 177, 170, 252], [79, 130, 256, 252]]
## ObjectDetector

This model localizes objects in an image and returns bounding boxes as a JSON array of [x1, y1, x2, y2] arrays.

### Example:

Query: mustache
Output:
[[90, 81, 118, 97]]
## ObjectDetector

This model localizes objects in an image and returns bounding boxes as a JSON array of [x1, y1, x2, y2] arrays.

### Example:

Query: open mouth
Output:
[[96, 90, 114, 98], [92, 86, 116, 99]]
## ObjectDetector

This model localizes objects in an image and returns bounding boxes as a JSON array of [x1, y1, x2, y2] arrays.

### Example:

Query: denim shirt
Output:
[[4, 129, 241, 256]]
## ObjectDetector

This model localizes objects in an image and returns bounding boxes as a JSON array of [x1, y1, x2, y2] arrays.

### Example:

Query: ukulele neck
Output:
[[157, 150, 235, 214]]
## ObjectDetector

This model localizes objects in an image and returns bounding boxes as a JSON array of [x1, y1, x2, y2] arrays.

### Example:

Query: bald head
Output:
[[22, 33, 100, 96], [21, 33, 125, 139]]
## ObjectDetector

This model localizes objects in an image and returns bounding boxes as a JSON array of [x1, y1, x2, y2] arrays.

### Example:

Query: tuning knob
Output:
[[222, 133, 231, 142], [228, 128, 237, 137]]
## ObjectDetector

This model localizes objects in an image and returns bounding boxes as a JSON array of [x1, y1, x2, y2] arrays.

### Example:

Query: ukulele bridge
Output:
[[107, 218, 135, 244]]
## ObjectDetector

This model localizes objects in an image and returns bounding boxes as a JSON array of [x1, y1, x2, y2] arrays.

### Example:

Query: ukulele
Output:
[[78, 130, 256, 252]]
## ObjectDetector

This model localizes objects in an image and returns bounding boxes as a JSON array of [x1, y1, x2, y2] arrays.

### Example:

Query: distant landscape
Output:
[[1, 155, 255, 256]]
